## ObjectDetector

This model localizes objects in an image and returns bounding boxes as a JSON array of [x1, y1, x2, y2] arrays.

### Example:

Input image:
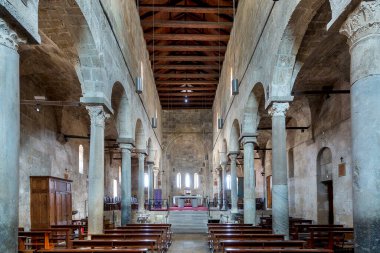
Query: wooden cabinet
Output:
[[30, 176, 72, 228]]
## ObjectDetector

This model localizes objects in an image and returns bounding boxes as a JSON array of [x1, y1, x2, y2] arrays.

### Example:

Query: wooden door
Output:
[[30, 193, 49, 228], [266, 176, 272, 209]]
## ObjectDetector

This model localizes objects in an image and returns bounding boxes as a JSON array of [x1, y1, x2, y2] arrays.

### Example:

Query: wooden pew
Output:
[[52, 224, 87, 240], [70, 239, 156, 252], [91, 234, 164, 252], [116, 225, 172, 243], [292, 225, 344, 240], [212, 234, 285, 252], [224, 249, 333, 253], [104, 228, 171, 246], [19, 231, 52, 250], [219, 240, 306, 253], [32, 228, 73, 248], [37, 249, 148, 253], [307, 227, 354, 249]]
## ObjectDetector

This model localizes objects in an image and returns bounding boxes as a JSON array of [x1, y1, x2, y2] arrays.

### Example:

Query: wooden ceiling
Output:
[[138, 0, 237, 109]]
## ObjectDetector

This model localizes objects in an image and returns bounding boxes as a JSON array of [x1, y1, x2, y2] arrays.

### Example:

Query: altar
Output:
[[173, 195, 203, 208]]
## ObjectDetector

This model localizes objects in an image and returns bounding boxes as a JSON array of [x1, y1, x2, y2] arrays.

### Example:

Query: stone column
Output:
[[217, 167, 222, 207], [241, 136, 257, 224], [87, 106, 109, 235], [147, 163, 154, 204], [229, 153, 239, 213], [340, 2, 380, 252], [153, 168, 159, 190], [119, 143, 133, 225], [269, 102, 289, 238], [137, 153, 146, 212], [221, 163, 227, 210], [0, 18, 25, 253]]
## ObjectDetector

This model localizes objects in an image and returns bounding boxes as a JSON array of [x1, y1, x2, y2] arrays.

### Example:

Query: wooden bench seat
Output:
[[292, 225, 344, 240], [104, 228, 171, 245], [219, 240, 306, 253], [70, 239, 156, 253], [19, 231, 52, 250], [32, 228, 73, 248], [52, 224, 87, 240], [307, 227, 354, 249], [211, 234, 285, 252], [91, 234, 164, 252], [224, 248, 333, 253], [37, 248, 148, 253]]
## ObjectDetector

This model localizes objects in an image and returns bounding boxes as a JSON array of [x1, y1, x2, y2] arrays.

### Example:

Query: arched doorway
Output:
[[317, 147, 334, 224]]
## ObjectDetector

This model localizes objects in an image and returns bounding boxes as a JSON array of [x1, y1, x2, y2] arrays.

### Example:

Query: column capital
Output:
[[340, 1, 380, 48], [119, 143, 133, 152], [239, 135, 257, 145], [228, 153, 238, 161], [268, 102, 289, 117], [86, 105, 110, 128], [0, 18, 26, 51], [137, 152, 146, 160]]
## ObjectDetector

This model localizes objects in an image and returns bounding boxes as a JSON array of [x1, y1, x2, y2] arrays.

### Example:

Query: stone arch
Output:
[[242, 83, 266, 135], [270, 0, 331, 97], [38, 0, 107, 97], [134, 119, 146, 151], [316, 147, 334, 224], [229, 119, 241, 153], [111, 82, 132, 139]]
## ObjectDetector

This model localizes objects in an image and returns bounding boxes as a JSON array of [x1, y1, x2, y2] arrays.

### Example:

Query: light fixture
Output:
[[35, 104, 41, 112], [184, 95, 188, 103], [151, 110, 158, 128], [218, 117, 224, 129], [232, 78, 239, 95], [136, 77, 143, 94]]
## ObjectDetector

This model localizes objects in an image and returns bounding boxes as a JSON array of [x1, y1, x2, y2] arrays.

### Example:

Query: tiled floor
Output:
[[168, 233, 209, 253]]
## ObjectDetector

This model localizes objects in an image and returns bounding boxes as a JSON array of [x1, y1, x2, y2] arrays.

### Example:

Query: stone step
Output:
[[168, 211, 208, 234]]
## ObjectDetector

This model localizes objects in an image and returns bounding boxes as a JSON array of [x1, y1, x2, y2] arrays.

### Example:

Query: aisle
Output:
[[168, 233, 209, 253]]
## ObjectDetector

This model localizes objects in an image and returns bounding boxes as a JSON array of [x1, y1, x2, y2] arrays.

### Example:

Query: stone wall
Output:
[[19, 80, 90, 229], [161, 110, 213, 202]]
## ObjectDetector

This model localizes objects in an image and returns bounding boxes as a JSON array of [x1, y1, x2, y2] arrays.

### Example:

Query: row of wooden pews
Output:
[[207, 223, 334, 253], [18, 223, 172, 253]]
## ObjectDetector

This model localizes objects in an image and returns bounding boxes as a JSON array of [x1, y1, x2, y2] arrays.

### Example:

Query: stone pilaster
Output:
[[87, 106, 109, 235], [153, 168, 159, 189], [340, 2, 380, 252], [241, 136, 257, 224], [0, 18, 26, 253], [269, 102, 289, 238], [137, 153, 146, 212], [147, 162, 154, 204], [119, 143, 133, 225], [229, 153, 239, 213], [220, 163, 227, 210]]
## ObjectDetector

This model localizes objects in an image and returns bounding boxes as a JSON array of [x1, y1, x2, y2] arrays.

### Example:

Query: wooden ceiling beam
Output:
[[156, 80, 218, 85], [161, 96, 214, 100], [147, 45, 227, 51], [159, 92, 215, 97], [155, 73, 219, 78], [145, 34, 230, 41], [157, 87, 217, 91], [141, 20, 232, 29], [154, 65, 220, 70], [153, 56, 224, 62], [162, 107, 212, 110], [161, 101, 214, 105], [139, 6, 234, 14]]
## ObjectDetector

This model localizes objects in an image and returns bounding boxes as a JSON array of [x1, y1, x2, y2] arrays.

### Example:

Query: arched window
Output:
[[185, 173, 191, 188], [144, 173, 149, 188], [113, 179, 118, 198], [226, 174, 231, 190], [176, 173, 182, 188], [194, 173, 199, 189], [288, 148, 294, 178], [118, 166, 121, 183], [79, 145, 84, 174]]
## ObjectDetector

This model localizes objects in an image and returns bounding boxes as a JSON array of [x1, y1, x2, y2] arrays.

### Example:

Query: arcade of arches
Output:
[[1, 0, 380, 252]]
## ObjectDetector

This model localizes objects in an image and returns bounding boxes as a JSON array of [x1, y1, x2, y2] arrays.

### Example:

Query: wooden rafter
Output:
[[154, 65, 220, 70], [139, 6, 234, 14], [155, 73, 220, 78], [147, 45, 227, 52], [144, 34, 230, 41], [153, 56, 224, 62], [156, 80, 218, 86], [141, 20, 232, 29], [157, 87, 217, 91]]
